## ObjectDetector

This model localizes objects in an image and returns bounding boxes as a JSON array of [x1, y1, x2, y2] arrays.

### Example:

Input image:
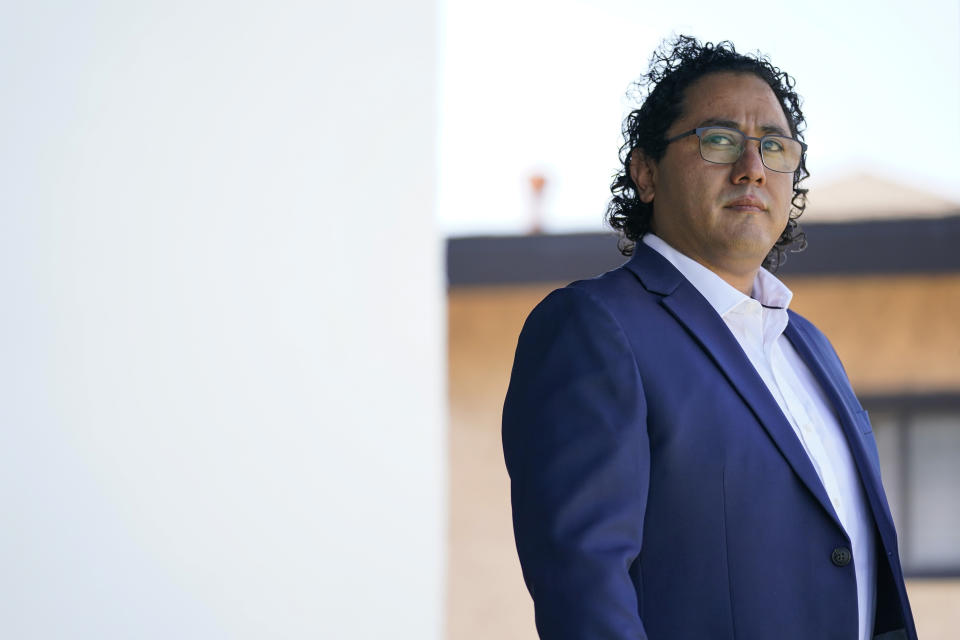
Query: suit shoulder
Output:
[[566, 261, 645, 298], [522, 281, 621, 338], [563, 261, 658, 307], [517, 265, 651, 348], [525, 261, 631, 309]]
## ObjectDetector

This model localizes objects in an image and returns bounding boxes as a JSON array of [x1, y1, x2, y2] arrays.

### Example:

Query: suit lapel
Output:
[[625, 244, 841, 528], [784, 318, 898, 539]]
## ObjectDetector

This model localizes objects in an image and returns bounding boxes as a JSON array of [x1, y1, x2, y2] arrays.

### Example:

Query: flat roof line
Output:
[[446, 215, 960, 286]]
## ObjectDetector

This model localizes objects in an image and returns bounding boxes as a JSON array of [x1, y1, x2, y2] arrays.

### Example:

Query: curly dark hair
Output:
[[605, 35, 809, 270]]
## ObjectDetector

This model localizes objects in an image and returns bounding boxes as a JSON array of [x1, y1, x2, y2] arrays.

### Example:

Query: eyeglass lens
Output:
[[699, 127, 802, 173]]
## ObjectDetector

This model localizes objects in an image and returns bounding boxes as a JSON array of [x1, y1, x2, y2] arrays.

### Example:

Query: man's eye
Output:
[[703, 133, 736, 146], [762, 138, 786, 153]]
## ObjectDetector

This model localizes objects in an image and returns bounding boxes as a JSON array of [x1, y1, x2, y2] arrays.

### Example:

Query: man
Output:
[[502, 36, 916, 640]]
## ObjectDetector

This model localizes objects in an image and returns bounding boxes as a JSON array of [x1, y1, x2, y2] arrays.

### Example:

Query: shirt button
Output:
[[831, 546, 852, 567]]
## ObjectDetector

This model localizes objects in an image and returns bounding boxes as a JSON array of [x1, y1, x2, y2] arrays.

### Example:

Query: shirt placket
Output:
[[763, 320, 847, 528]]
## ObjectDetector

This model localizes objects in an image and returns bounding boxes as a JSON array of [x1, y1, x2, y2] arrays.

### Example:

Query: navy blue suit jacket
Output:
[[502, 242, 916, 640]]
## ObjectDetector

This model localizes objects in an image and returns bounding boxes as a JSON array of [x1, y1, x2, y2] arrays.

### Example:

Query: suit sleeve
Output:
[[502, 286, 650, 639]]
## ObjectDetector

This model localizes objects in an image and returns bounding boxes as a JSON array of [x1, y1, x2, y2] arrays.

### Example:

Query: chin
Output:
[[722, 232, 776, 264]]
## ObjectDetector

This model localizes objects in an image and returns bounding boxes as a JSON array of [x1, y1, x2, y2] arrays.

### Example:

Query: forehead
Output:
[[678, 71, 791, 133]]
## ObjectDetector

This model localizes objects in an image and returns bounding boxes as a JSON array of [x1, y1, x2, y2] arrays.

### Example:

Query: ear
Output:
[[629, 148, 657, 203]]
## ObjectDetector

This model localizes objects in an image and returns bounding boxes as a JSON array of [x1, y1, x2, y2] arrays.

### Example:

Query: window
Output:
[[866, 394, 960, 576]]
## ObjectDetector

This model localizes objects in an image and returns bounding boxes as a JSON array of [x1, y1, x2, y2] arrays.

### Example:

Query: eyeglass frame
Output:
[[664, 126, 808, 174]]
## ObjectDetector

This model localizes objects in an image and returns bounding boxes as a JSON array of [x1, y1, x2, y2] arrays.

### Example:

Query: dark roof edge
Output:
[[447, 215, 960, 286]]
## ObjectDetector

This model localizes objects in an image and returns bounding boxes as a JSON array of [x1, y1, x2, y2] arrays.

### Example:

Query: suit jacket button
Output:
[[831, 546, 852, 567]]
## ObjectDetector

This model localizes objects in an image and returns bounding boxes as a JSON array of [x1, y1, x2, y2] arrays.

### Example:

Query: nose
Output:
[[731, 140, 766, 185]]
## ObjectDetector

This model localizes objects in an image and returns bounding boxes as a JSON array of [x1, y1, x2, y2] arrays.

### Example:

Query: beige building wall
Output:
[[447, 275, 960, 640]]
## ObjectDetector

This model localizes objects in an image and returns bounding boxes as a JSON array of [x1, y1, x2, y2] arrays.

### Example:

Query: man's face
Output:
[[635, 71, 795, 274]]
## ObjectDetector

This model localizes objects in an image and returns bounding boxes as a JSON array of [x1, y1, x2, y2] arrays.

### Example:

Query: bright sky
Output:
[[438, 0, 960, 235]]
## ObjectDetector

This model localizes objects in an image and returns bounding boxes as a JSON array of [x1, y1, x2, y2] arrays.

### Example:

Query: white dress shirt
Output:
[[643, 233, 876, 640]]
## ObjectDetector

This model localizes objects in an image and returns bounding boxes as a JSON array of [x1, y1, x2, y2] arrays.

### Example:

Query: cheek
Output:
[[771, 177, 794, 210]]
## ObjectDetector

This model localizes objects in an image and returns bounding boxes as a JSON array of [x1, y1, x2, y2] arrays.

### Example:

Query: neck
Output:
[[701, 261, 759, 296], [647, 231, 763, 296]]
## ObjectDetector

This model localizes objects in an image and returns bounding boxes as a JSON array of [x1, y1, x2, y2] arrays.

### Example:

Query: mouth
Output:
[[723, 197, 768, 213]]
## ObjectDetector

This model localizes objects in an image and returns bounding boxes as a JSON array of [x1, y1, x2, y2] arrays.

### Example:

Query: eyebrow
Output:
[[697, 118, 790, 137]]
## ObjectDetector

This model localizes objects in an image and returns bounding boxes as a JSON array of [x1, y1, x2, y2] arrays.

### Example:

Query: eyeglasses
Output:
[[665, 126, 807, 173]]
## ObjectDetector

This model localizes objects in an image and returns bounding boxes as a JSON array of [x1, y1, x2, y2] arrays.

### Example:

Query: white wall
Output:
[[0, 2, 445, 638]]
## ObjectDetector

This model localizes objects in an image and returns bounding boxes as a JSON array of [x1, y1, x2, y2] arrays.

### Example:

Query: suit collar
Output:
[[624, 239, 686, 296], [630, 235, 795, 311]]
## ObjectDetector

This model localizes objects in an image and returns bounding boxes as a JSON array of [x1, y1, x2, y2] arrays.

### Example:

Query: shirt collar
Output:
[[641, 233, 793, 317]]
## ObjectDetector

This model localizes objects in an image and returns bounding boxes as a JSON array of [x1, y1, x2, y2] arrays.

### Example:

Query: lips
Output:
[[724, 196, 767, 212]]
